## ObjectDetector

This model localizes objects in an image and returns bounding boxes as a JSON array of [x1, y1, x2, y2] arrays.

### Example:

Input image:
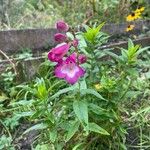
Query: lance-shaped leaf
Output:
[[89, 122, 109, 135], [73, 100, 88, 125], [66, 120, 80, 142]]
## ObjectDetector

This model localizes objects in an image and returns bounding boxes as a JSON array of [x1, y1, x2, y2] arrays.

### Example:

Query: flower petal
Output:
[[65, 74, 79, 84], [48, 43, 70, 62], [65, 66, 85, 84], [53, 53, 86, 84], [78, 66, 85, 77], [54, 63, 66, 78], [53, 43, 70, 54]]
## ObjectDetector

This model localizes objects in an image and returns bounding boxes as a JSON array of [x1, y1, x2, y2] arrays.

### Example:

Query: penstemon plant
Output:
[[44, 21, 149, 149], [7, 21, 149, 150], [48, 21, 86, 85]]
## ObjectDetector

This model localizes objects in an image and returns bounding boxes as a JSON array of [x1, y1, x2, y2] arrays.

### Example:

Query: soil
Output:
[[13, 123, 39, 150]]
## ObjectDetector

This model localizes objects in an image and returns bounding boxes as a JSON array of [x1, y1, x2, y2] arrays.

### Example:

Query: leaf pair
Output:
[[84, 22, 105, 44], [72, 100, 109, 138]]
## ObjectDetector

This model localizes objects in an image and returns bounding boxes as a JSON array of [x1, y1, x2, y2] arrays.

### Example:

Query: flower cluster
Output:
[[48, 21, 86, 84], [126, 6, 145, 32]]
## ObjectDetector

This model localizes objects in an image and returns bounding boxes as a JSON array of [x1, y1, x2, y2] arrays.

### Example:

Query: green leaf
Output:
[[31, 109, 46, 119], [16, 111, 34, 117], [23, 123, 48, 134], [80, 80, 87, 90], [72, 143, 84, 150], [73, 100, 88, 125], [34, 144, 50, 150], [50, 84, 78, 100], [48, 113, 55, 124], [35, 78, 48, 100], [50, 129, 57, 143], [10, 99, 34, 107], [66, 32, 74, 40], [66, 120, 80, 142], [131, 106, 150, 118], [88, 103, 112, 118], [96, 22, 105, 33], [88, 122, 109, 135], [104, 50, 122, 62], [0, 93, 8, 102], [81, 89, 106, 101], [120, 143, 127, 150], [136, 46, 150, 56], [128, 39, 134, 49], [83, 24, 91, 31], [128, 45, 140, 58], [121, 48, 128, 60]]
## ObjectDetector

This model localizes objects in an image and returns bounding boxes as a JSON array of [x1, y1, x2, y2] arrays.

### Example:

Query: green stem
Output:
[[0, 119, 12, 140], [43, 98, 53, 122], [140, 126, 143, 150], [89, 44, 96, 84], [120, 78, 132, 100], [92, 0, 96, 15]]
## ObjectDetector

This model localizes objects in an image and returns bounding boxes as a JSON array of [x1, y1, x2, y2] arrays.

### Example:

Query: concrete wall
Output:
[[0, 20, 149, 54]]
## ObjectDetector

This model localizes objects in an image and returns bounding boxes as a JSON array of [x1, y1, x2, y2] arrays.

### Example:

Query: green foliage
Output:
[[0, 135, 14, 150], [84, 22, 105, 44], [23, 123, 48, 135], [0, 23, 150, 149], [0, 0, 61, 29]]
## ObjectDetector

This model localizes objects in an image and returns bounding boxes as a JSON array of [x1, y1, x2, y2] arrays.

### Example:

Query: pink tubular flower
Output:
[[72, 39, 79, 47], [56, 21, 69, 32], [78, 54, 87, 64], [55, 53, 85, 84], [48, 43, 70, 62], [54, 33, 67, 43]]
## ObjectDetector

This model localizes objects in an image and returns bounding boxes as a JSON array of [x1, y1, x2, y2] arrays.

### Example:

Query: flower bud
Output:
[[72, 39, 79, 47], [78, 54, 87, 64], [56, 21, 69, 32], [54, 33, 67, 43]]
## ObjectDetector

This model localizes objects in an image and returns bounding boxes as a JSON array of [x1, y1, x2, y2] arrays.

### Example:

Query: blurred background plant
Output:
[[0, 0, 149, 30], [0, 0, 62, 29]]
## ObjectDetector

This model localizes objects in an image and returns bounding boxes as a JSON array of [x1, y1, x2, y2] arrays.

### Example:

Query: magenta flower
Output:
[[55, 53, 85, 84], [56, 21, 69, 32], [78, 54, 87, 64], [72, 39, 79, 47], [54, 33, 67, 43], [48, 43, 70, 62]]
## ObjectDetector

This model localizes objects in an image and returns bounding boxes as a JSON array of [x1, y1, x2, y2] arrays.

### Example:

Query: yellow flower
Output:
[[135, 7, 145, 14], [94, 84, 102, 90], [126, 25, 135, 32], [134, 9, 141, 14], [126, 12, 141, 22], [134, 10, 141, 16]]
